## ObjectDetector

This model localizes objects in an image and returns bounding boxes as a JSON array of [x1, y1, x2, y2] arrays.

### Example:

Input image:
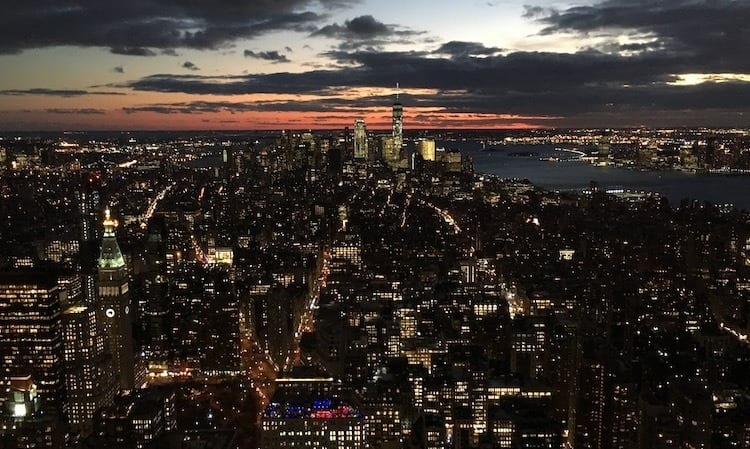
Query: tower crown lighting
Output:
[[99, 208, 124, 268], [103, 208, 118, 237]]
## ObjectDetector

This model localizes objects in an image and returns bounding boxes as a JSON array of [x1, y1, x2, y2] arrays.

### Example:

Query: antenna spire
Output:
[[396, 82, 400, 102]]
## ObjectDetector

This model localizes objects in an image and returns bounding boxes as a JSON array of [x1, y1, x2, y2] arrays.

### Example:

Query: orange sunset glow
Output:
[[0, 0, 748, 129]]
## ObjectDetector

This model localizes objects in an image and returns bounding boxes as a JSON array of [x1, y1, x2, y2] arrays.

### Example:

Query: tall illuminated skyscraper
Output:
[[0, 273, 64, 412], [97, 209, 135, 390], [62, 304, 116, 435], [354, 119, 368, 160], [76, 186, 100, 243], [392, 85, 404, 151]]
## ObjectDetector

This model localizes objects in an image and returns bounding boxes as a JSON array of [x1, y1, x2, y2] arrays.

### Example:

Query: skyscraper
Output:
[[199, 270, 241, 376], [62, 304, 117, 435], [76, 185, 100, 243], [78, 177, 102, 306], [354, 119, 368, 160], [0, 273, 64, 412], [417, 139, 436, 162], [381, 136, 400, 168], [98, 209, 135, 390], [392, 86, 404, 152]]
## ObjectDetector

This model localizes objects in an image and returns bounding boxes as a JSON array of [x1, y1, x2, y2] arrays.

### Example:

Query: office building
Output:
[[354, 120, 368, 160], [261, 378, 365, 449], [417, 139, 436, 162], [0, 273, 64, 412], [62, 304, 117, 435]]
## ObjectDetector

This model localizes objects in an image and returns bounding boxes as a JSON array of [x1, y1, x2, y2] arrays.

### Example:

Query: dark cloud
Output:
[[182, 61, 200, 71], [244, 50, 291, 63], [121, 98, 550, 127], [311, 15, 424, 48], [313, 15, 389, 39], [0, 0, 355, 54], [110, 47, 157, 57], [522, 5, 553, 19], [122, 41, 750, 127], [120, 49, 676, 97], [534, 0, 750, 60], [122, 95, 414, 115], [121, 80, 750, 116], [124, 105, 199, 115], [615, 41, 663, 52], [0, 88, 125, 97], [45, 108, 106, 115], [433, 41, 503, 58], [103, 0, 750, 127]]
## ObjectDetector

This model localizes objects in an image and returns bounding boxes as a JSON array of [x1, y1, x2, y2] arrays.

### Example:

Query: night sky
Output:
[[1, 0, 749, 130]]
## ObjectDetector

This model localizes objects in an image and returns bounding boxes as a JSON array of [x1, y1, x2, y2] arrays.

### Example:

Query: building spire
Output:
[[99, 208, 125, 268], [103, 208, 118, 236], [396, 82, 400, 102]]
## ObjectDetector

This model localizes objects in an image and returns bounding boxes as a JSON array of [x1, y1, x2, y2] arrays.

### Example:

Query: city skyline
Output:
[[2, 100, 750, 447], [1, 0, 750, 130]]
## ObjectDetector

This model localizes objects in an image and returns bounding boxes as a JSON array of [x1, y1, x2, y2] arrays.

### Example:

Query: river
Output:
[[449, 141, 750, 211]]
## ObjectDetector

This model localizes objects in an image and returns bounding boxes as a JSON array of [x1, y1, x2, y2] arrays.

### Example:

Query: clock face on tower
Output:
[[105, 308, 116, 318]]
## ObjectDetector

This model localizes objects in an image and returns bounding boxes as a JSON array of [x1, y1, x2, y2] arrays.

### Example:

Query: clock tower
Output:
[[98, 209, 135, 389]]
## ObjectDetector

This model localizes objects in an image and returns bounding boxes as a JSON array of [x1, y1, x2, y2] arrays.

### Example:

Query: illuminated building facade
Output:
[[91, 388, 176, 449], [417, 139, 436, 162], [329, 235, 362, 275], [354, 120, 368, 160], [97, 209, 135, 390], [381, 136, 400, 168], [0, 273, 64, 412], [62, 305, 116, 435], [0, 377, 65, 449], [76, 187, 100, 243], [261, 373, 365, 448], [392, 93, 403, 151], [362, 380, 404, 447], [42, 239, 80, 271], [199, 271, 241, 375], [261, 397, 365, 448]]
